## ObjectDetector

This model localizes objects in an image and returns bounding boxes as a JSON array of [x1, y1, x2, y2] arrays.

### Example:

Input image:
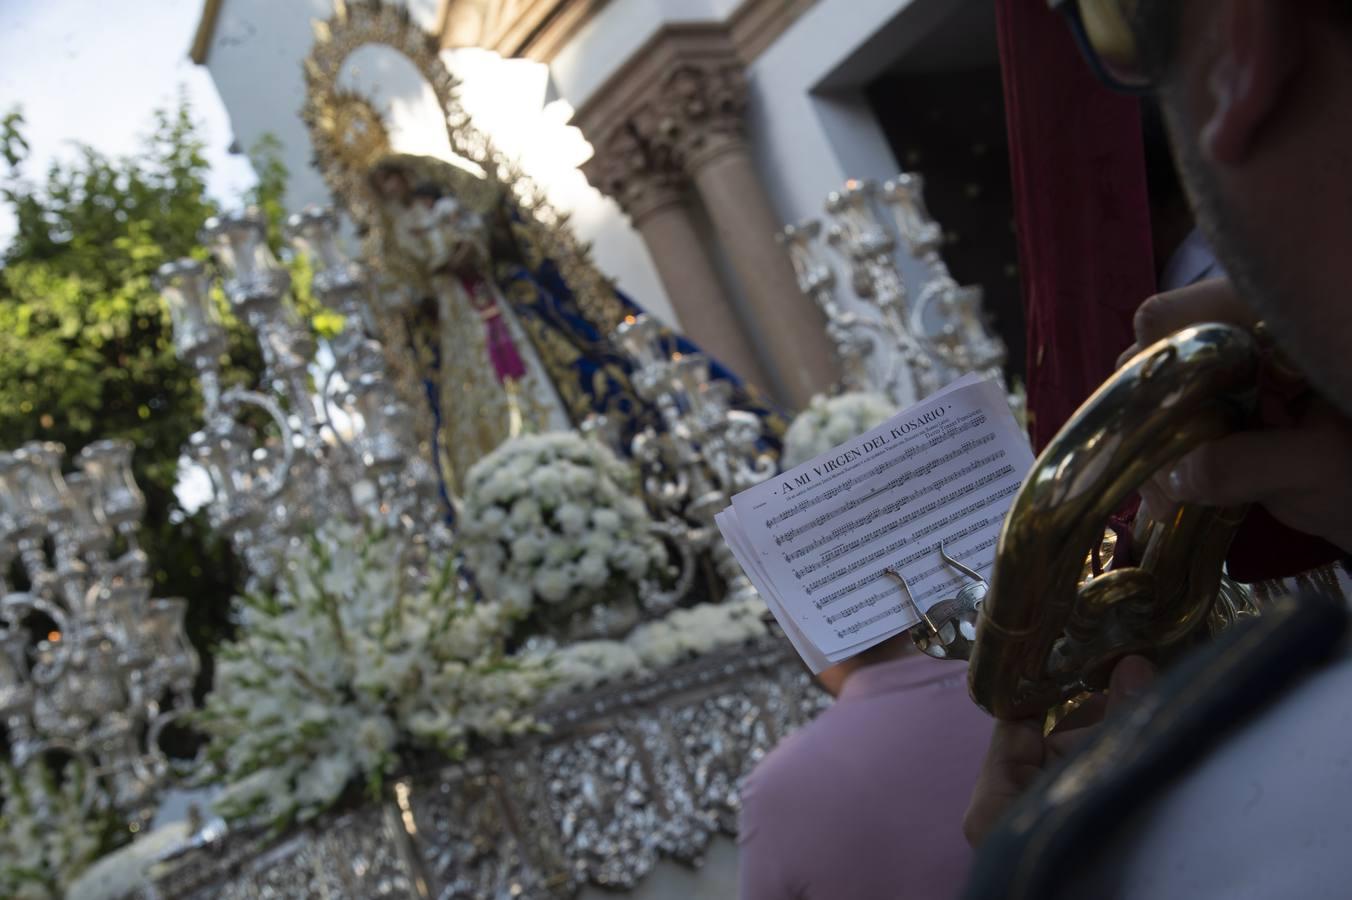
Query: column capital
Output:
[[655, 61, 749, 172], [574, 23, 750, 205], [581, 123, 685, 224]]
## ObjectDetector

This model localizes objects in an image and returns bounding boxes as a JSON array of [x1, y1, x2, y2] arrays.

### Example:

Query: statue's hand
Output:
[[446, 238, 487, 274]]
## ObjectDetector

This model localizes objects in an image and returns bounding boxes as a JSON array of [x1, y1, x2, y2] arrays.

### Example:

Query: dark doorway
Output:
[[865, 46, 1024, 382]]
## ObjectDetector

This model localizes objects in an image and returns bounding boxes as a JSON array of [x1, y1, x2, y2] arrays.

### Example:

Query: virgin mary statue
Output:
[[365, 151, 573, 489], [300, 5, 783, 505], [358, 151, 782, 498]]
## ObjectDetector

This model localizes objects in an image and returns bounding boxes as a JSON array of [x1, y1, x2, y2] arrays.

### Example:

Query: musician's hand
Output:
[[1117, 277, 1258, 367], [962, 656, 1156, 848], [1120, 278, 1352, 553], [1164, 401, 1352, 552]]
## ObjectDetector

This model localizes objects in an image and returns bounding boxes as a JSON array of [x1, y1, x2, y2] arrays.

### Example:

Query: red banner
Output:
[[995, 0, 1154, 450]]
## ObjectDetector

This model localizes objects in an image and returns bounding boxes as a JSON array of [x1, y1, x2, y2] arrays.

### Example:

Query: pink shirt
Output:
[[738, 655, 992, 900]]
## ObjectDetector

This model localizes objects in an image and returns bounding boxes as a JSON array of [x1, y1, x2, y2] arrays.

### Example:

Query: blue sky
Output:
[[0, 0, 256, 246]]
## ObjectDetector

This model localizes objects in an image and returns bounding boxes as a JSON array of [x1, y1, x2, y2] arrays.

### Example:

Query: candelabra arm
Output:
[[315, 366, 366, 478], [5, 593, 73, 673], [220, 388, 298, 502], [198, 365, 223, 420], [637, 518, 705, 613]]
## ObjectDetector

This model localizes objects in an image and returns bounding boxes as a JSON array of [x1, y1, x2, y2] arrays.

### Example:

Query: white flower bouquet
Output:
[[539, 597, 772, 699], [195, 521, 548, 829], [0, 758, 117, 900], [458, 432, 667, 623], [782, 392, 897, 469], [625, 598, 771, 671]]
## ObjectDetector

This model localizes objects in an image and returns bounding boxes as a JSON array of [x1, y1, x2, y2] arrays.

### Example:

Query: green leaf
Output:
[[0, 97, 259, 749]]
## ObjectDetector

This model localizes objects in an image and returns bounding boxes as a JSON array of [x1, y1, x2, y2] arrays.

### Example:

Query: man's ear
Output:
[[1199, 0, 1301, 165]]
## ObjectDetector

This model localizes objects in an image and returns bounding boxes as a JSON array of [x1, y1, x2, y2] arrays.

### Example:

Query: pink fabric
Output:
[[460, 275, 528, 384], [483, 314, 527, 382], [738, 656, 993, 900]]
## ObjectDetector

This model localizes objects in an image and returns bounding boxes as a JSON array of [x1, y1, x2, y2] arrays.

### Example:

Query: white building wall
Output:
[[547, 0, 926, 230], [546, 0, 969, 329], [200, 0, 974, 351], [748, 0, 978, 228], [200, 0, 677, 324], [550, 0, 975, 230]]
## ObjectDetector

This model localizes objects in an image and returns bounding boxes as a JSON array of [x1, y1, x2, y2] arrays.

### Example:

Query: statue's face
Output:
[[374, 169, 410, 205]]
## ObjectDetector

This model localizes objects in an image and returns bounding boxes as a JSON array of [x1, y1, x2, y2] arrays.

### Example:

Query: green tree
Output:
[[0, 100, 303, 720]]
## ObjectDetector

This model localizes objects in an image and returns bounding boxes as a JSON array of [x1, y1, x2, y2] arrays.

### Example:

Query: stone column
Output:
[[658, 62, 839, 407], [585, 126, 773, 393], [575, 24, 838, 408]]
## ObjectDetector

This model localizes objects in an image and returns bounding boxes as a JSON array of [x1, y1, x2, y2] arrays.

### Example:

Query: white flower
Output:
[[499, 583, 533, 617], [591, 508, 622, 533], [614, 544, 652, 579], [457, 432, 664, 618], [618, 496, 648, 521], [510, 497, 542, 528], [529, 467, 566, 507], [577, 553, 609, 589], [474, 541, 507, 571], [783, 392, 897, 469], [197, 519, 545, 832], [543, 639, 647, 697], [353, 715, 398, 772], [539, 536, 572, 565], [510, 534, 546, 565], [0, 758, 111, 898], [477, 505, 507, 531], [554, 502, 588, 535], [580, 531, 612, 557], [294, 754, 355, 809], [625, 599, 770, 670], [533, 567, 572, 603]]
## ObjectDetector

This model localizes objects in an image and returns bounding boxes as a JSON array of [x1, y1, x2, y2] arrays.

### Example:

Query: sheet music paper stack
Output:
[[717, 375, 1035, 672]]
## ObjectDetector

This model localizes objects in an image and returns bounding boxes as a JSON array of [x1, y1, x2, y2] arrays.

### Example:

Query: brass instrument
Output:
[[911, 323, 1261, 720]]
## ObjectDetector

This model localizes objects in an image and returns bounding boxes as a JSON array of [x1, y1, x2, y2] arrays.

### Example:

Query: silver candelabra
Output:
[[157, 207, 449, 590], [0, 439, 197, 821], [610, 315, 775, 608], [780, 174, 1010, 408]]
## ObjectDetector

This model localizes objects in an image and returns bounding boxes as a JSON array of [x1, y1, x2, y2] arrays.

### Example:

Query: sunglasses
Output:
[[1049, 0, 1153, 94]]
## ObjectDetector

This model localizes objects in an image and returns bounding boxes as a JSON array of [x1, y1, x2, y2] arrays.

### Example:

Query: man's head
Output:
[[816, 634, 913, 697], [1121, 1, 1352, 412]]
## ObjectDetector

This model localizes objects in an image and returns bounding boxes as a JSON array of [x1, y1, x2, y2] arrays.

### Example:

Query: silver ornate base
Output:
[[150, 637, 827, 899]]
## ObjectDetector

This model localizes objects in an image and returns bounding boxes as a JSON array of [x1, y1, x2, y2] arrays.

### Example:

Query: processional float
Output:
[[137, 3, 828, 898]]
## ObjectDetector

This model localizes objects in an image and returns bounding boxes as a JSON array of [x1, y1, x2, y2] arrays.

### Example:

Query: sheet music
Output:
[[717, 376, 1033, 670]]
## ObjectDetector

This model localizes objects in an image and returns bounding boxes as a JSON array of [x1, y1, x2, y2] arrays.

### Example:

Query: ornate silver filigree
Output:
[[780, 175, 1013, 410], [541, 730, 663, 890], [159, 206, 452, 593], [151, 638, 827, 899], [406, 764, 547, 900], [0, 439, 196, 824], [610, 314, 775, 611]]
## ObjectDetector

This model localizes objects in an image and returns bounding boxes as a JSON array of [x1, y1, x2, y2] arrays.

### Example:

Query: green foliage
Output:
[[0, 100, 306, 722], [247, 133, 289, 250], [0, 758, 124, 898], [244, 133, 338, 339], [1, 110, 28, 170]]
